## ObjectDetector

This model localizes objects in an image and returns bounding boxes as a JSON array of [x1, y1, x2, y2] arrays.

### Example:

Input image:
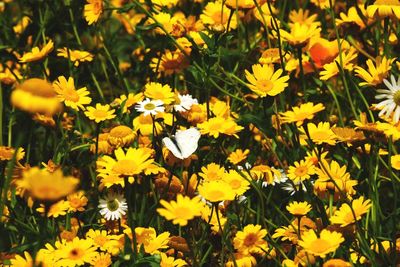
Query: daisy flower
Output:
[[330, 196, 372, 227], [298, 229, 344, 258], [375, 75, 400, 123], [84, 0, 103, 25], [286, 201, 312, 216], [135, 98, 165, 116], [245, 64, 289, 97], [174, 94, 198, 112], [98, 192, 128, 221], [53, 76, 92, 111], [233, 224, 268, 255], [85, 103, 116, 123], [57, 47, 94, 67], [157, 194, 204, 226]]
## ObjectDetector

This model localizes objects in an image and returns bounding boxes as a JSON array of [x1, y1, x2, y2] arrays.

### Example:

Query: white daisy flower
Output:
[[281, 181, 307, 195], [135, 98, 165, 116], [98, 192, 128, 221], [376, 75, 400, 123], [261, 168, 287, 187], [174, 94, 198, 112]]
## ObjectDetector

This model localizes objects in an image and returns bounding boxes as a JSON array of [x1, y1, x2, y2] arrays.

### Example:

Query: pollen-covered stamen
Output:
[[393, 90, 400, 106]]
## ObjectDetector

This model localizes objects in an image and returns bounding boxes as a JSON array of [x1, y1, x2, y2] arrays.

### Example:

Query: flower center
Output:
[[107, 199, 120, 212], [163, 58, 181, 70], [144, 103, 156, 110], [93, 1, 103, 15], [312, 130, 330, 140], [112, 159, 138, 175], [208, 190, 225, 201], [69, 248, 84, 260], [295, 166, 308, 177], [175, 206, 191, 218], [256, 80, 274, 92], [243, 233, 258, 247], [309, 238, 332, 254], [94, 235, 108, 246], [93, 110, 108, 118], [208, 122, 222, 131], [229, 179, 241, 189], [393, 90, 400, 106], [64, 89, 80, 102]]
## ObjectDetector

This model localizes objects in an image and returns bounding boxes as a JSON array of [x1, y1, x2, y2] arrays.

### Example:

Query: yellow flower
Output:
[[16, 167, 79, 202], [336, 6, 369, 30], [107, 125, 136, 148], [19, 39, 54, 63], [200, 1, 237, 30], [148, 12, 183, 36], [298, 229, 344, 258], [125, 227, 170, 255], [287, 160, 315, 183], [67, 191, 88, 212], [10, 251, 33, 267], [253, 3, 278, 28], [226, 253, 257, 267], [112, 92, 144, 113], [85, 103, 116, 123], [10, 78, 62, 116], [330, 196, 372, 227], [323, 259, 351, 267], [89, 252, 112, 267], [84, 0, 103, 25], [250, 164, 283, 185], [391, 154, 400, 170], [233, 224, 268, 255], [332, 127, 365, 145], [198, 180, 236, 202], [245, 64, 289, 97], [222, 170, 250, 196], [320, 48, 358, 80], [144, 82, 175, 104], [150, 50, 189, 77], [225, 0, 255, 9], [85, 229, 122, 255], [132, 113, 163, 136], [200, 205, 227, 233], [97, 147, 154, 183], [198, 163, 225, 182], [228, 149, 250, 165], [56, 237, 98, 266], [37, 200, 70, 218], [280, 22, 320, 47], [57, 47, 94, 67], [53, 76, 91, 111], [310, 0, 334, 9], [286, 201, 312, 216], [301, 122, 337, 145], [13, 16, 30, 35], [355, 56, 395, 87], [367, 0, 400, 19], [90, 133, 114, 155], [160, 253, 187, 267], [197, 116, 243, 138], [280, 102, 325, 126], [157, 194, 204, 226], [376, 121, 400, 141], [289, 9, 320, 28], [314, 159, 358, 199], [0, 146, 25, 161]]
